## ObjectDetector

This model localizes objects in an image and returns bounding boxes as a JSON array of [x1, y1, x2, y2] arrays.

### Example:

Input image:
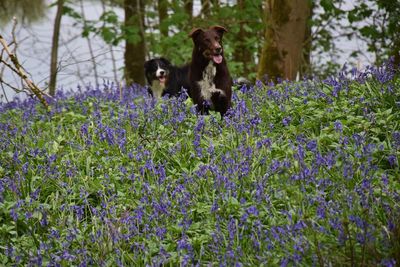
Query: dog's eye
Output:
[[205, 38, 211, 43]]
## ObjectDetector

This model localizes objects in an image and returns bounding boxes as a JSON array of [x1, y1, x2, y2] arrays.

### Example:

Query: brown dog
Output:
[[188, 26, 232, 116]]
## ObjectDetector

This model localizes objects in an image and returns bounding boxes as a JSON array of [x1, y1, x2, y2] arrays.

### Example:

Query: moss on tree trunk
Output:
[[124, 0, 146, 85], [49, 0, 64, 96], [158, 0, 168, 37], [257, 0, 311, 82]]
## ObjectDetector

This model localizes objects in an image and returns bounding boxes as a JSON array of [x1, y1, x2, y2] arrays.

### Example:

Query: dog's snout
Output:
[[156, 67, 167, 77], [215, 47, 222, 54]]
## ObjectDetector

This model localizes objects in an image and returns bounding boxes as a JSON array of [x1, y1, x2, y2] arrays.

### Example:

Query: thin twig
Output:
[[0, 76, 25, 93], [101, 0, 120, 84], [80, 0, 99, 86], [0, 80, 10, 103], [0, 21, 50, 109]]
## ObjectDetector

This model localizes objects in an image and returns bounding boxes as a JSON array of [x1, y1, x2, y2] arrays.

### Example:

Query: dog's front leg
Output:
[[211, 89, 229, 117]]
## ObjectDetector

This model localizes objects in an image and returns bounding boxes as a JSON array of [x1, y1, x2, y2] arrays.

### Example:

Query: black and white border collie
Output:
[[188, 26, 232, 116], [144, 57, 190, 99]]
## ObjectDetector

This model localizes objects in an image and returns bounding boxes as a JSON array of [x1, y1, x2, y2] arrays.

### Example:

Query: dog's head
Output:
[[189, 25, 227, 64], [144, 57, 172, 85]]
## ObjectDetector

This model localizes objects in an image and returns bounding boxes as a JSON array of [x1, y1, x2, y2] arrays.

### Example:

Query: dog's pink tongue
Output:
[[159, 77, 166, 84], [213, 55, 223, 64]]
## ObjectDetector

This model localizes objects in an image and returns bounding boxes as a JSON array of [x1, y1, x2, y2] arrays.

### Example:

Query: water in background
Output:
[[1, 0, 125, 101]]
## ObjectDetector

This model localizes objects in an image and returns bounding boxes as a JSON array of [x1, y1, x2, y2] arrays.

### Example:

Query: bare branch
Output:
[[0, 18, 50, 110], [11, 17, 18, 53], [0, 76, 25, 93], [79, 0, 99, 86], [0, 84, 10, 103]]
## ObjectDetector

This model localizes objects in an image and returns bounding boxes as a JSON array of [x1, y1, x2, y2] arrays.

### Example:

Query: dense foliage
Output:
[[67, 0, 264, 78], [70, 0, 400, 78], [0, 60, 399, 266]]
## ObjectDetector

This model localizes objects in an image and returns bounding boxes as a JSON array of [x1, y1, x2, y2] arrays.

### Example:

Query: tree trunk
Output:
[[201, 0, 211, 17], [184, 0, 193, 24], [233, 0, 253, 77], [300, 2, 313, 77], [257, 0, 311, 81], [49, 0, 64, 96], [124, 0, 146, 85], [158, 0, 168, 36], [391, 39, 400, 66], [211, 0, 219, 13]]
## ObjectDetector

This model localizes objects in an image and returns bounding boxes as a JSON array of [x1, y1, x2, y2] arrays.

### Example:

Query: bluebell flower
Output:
[[324, 152, 336, 169], [10, 207, 18, 221], [334, 121, 343, 133], [227, 217, 237, 242], [316, 205, 326, 219], [5, 245, 14, 257], [256, 80, 263, 88], [392, 132, 400, 148], [388, 155, 397, 167], [50, 228, 60, 239], [280, 257, 289, 267], [61, 250, 76, 261], [177, 235, 192, 252], [207, 141, 215, 155], [380, 259, 397, 267], [250, 116, 261, 127], [282, 116, 291, 127], [12, 150, 21, 164], [247, 206, 259, 216]]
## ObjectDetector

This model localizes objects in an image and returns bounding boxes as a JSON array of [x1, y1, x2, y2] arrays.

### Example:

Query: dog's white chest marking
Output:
[[198, 61, 224, 102], [151, 80, 165, 99], [150, 64, 167, 99]]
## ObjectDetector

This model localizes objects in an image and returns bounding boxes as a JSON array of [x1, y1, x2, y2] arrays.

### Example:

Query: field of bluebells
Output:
[[1, 61, 400, 266]]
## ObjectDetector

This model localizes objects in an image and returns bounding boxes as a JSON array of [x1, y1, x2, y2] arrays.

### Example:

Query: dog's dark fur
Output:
[[144, 57, 190, 99], [188, 25, 232, 116]]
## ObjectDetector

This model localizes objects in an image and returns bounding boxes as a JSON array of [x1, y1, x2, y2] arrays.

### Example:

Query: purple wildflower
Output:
[[334, 121, 343, 133], [306, 140, 317, 152], [10, 208, 18, 221], [381, 259, 397, 267], [392, 132, 400, 148], [282, 116, 291, 127], [246, 206, 259, 216], [388, 155, 397, 167]]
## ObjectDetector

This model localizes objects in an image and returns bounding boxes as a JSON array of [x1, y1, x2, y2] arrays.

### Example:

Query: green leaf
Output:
[[62, 5, 82, 20]]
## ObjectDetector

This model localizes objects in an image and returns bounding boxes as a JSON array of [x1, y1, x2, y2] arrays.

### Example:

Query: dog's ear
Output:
[[144, 60, 150, 69], [210, 25, 228, 37], [189, 28, 204, 40]]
